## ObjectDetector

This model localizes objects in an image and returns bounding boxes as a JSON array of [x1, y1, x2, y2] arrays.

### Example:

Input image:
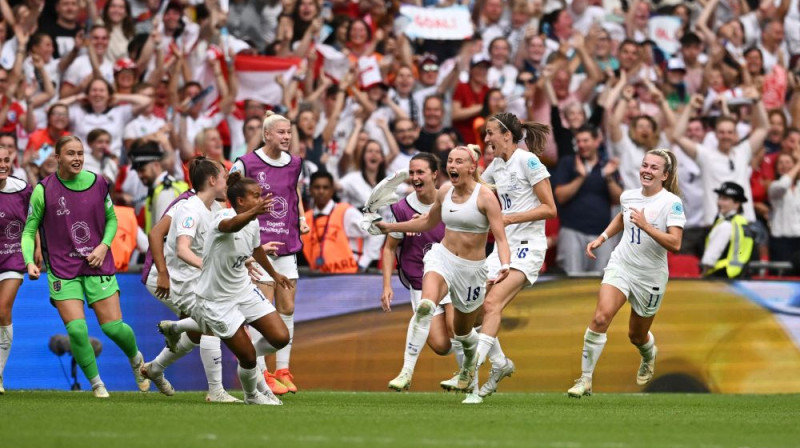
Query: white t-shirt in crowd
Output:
[[768, 174, 800, 237], [61, 55, 114, 87], [672, 144, 704, 229], [196, 208, 260, 301], [482, 148, 551, 250], [69, 103, 133, 157], [693, 140, 756, 226]]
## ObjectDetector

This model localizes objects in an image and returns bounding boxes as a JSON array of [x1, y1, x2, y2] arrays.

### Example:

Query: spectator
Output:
[[767, 151, 800, 264], [673, 91, 768, 227], [61, 77, 151, 157], [338, 139, 388, 269], [673, 118, 707, 257], [452, 54, 490, 146], [60, 25, 114, 98], [415, 95, 461, 155], [129, 139, 188, 233], [701, 182, 754, 278], [300, 170, 368, 274], [83, 128, 119, 184], [387, 117, 420, 174], [24, 103, 70, 165], [553, 125, 622, 274], [37, 0, 80, 58], [99, 0, 135, 61], [487, 37, 518, 97]]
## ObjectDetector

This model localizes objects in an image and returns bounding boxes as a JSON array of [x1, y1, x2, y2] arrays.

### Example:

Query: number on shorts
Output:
[[465, 286, 482, 302], [99, 276, 111, 283], [516, 247, 528, 259], [630, 227, 642, 244], [500, 194, 512, 210], [647, 293, 661, 308]]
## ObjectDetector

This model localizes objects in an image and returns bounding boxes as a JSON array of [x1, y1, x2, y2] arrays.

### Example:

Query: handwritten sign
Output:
[[399, 5, 474, 41], [648, 16, 682, 55]]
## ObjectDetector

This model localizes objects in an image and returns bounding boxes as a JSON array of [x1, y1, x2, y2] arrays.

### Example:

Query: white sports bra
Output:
[[441, 184, 490, 233]]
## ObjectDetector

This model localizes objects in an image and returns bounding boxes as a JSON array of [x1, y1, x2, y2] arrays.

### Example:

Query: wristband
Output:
[[500, 263, 510, 271], [299, 216, 306, 222], [601, 232, 609, 241]]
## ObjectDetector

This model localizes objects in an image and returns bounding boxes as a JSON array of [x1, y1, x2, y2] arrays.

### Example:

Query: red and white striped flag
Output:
[[234, 54, 303, 106]]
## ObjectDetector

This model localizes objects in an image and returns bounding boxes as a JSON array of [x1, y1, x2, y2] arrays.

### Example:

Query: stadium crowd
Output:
[[2, 0, 800, 277]]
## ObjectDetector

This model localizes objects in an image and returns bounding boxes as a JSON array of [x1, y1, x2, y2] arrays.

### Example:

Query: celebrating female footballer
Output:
[[568, 149, 684, 398]]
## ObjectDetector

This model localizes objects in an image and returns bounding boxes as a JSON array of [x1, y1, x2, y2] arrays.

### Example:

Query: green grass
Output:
[[1, 391, 799, 448]]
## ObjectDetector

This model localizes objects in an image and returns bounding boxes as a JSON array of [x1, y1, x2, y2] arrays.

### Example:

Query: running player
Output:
[[470, 114, 556, 400], [192, 172, 292, 405], [567, 149, 685, 398], [21, 136, 149, 398], [0, 145, 34, 394], [231, 111, 310, 394], [382, 153, 463, 391], [375, 145, 511, 404], [141, 157, 242, 402]]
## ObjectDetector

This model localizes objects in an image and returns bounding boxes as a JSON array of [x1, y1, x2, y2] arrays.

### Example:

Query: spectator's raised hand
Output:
[[689, 93, 704, 109], [602, 158, 620, 178], [574, 154, 587, 177]]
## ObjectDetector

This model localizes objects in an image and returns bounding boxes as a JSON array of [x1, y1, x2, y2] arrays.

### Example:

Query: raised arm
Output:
[[671, 94, 702, 160], [378, 188, 444, 234], [608, 84, 633, 144], [744, 85, 769, 151]]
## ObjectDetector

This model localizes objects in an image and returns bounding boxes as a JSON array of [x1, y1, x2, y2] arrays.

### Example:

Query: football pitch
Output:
[[1, 391, 798, 448]]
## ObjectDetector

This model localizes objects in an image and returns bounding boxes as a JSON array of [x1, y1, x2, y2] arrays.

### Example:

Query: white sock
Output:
[[253, 335, 278, 356], [401, 299, 435, 374], [637, 332, 655, 361], [581, 328, 608, 379], [151, 333, 197, 375], [488, 337, 507, 368], [450, 339, 464, 368], [256, 370, 268, 394], [275, 313, 293, 371], [455, 328, 479, 369], [256, 356, 267, 374], [0, 324, 12, 376], [200, 335, 223, 392], [89, 375, 104, 388], [128, 351, 143, 368], [475, 333, 495, 368], [237, 365, 259, 397], [174, 318, 201, 334]]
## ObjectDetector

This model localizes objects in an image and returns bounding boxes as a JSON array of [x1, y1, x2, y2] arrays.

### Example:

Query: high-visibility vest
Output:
[[111, 205, 139, 272], [144, 176, 189, 234], [705, 213, 754, 278], [301, 203, 361, 274]]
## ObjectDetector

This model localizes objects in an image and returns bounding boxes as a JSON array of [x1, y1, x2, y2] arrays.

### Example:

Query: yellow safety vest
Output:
[[145, 177, 189, 234], [705, 214, 754, 278]]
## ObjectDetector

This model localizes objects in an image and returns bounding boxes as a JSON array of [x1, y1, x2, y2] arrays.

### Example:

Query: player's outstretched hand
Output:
[[586, 237, 603, 260], [249, 194, 272, 218], [263, 241, 284, 256]]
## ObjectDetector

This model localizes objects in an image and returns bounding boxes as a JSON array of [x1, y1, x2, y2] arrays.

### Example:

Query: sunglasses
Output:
[[421, 64, 439, 72], [517, 78, 535, 85]]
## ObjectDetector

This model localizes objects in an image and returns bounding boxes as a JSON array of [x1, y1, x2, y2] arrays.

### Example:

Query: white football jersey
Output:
[[482, 148, 550, 249], [196, 209, 261, 301], [165, 196, 221, 283], [609, 188, 686, 275]]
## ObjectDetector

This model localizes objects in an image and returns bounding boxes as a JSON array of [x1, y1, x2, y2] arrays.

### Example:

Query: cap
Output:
[[667, 58, 686, 72], [419, 53, 439, 72], [129, 141, 163, 170], [114, 57, 137, 73], [713, 181, 748, 203], [470, 54, 491, 68]]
